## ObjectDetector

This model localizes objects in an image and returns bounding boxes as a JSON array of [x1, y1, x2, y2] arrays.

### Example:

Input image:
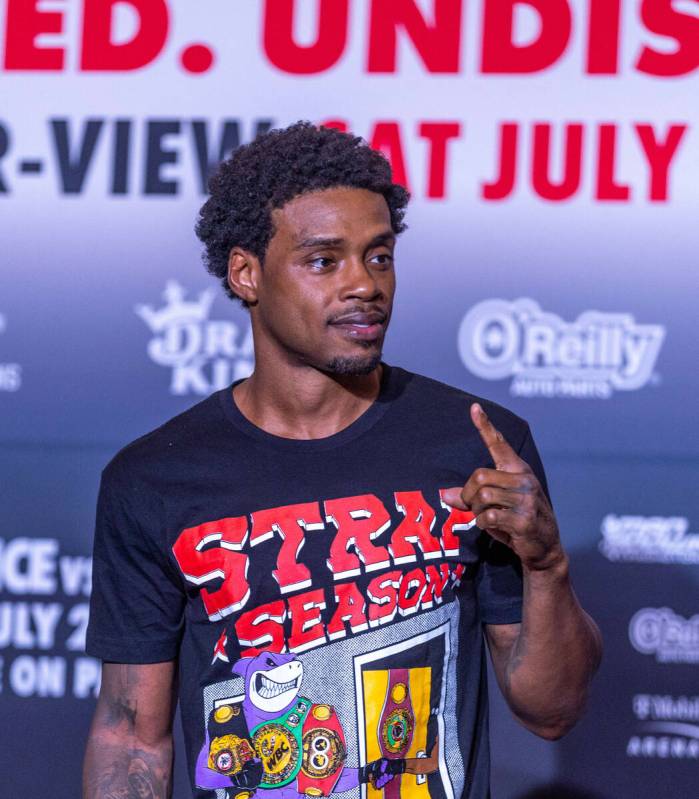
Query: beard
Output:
[[324, 348, 382, 376]]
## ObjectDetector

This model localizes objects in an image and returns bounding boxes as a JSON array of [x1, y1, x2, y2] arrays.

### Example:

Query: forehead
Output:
[[271, 187, 391, 241]]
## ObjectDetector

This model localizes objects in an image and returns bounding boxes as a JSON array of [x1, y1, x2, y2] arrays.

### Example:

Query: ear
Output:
[[227, 247, 261, 305], [232, 656, 253, 678]]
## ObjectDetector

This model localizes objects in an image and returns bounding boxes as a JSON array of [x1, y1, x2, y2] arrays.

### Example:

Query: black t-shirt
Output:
[[86, 365, 549, 799]]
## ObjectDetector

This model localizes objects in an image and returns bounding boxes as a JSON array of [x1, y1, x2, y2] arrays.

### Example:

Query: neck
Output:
[[233, 355, 383, 441]]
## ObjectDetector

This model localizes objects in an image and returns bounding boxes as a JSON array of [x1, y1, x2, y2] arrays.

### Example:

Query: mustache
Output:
[[326, 306, 389, 325]]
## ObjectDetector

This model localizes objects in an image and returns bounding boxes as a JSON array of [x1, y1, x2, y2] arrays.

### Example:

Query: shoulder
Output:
[[101, 389, 228, 488], [390, 366, 531, 447]]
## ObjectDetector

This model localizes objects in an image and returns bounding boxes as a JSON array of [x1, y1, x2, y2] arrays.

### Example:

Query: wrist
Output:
[[522, 549, 569, 581]]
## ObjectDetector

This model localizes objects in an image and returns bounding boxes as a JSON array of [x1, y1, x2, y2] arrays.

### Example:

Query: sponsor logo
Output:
[[136, 281, 253, 396], [600, 515, 699, 565], [627, 694, 699, 760], [0, 312, 22, 391], [629, 608, 699, 664], [457, 298, 665, 399]]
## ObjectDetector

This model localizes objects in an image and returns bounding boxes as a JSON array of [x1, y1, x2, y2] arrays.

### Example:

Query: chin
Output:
[[324, 351, 382, 376]]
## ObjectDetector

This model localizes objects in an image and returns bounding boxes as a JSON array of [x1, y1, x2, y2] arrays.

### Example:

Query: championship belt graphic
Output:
[[379, 670, 414, 759], [363, 665, 434, 799], [377, 669, 413, 799], [208, 733, 255, 776], [297, 704, 347, 797], [252, 697, 311, 788], [207, 703, 255, 776]]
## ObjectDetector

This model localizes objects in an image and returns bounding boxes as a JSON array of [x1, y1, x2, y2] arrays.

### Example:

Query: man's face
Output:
[[248, 187, 396, 376]]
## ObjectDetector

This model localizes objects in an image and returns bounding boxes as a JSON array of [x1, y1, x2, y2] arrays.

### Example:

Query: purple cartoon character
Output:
[[195, 652, 405, 798]]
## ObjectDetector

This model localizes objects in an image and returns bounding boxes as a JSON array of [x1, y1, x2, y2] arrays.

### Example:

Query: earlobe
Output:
[[227, 247, 260, 305]]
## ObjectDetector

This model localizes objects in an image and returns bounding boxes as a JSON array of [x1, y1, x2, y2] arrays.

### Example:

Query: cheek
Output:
[[378, 268, 396, 295], [260, 283, 327, 341], [378, 275, 396, 316]]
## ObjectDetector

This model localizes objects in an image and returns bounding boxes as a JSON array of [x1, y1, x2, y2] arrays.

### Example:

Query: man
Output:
[[83, 122, 601, 799]]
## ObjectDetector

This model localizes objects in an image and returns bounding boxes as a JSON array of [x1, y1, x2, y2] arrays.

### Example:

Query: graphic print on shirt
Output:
[[172, 489, 475, 653], [196, 618, 457, 799], [174, 488, 475, 799], [357, 623, 452, 799]]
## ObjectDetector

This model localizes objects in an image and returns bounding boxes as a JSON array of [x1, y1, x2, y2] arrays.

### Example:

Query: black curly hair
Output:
[[195, 121, 410, 303]]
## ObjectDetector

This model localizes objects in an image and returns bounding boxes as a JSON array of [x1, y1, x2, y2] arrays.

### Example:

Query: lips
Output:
[[328, 310, 387, 341], [329, 310, 386, 326]]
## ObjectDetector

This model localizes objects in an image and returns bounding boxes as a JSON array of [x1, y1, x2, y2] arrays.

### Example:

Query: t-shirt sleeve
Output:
[[85, 463, 185, 662], [476, 425, 551, 625]]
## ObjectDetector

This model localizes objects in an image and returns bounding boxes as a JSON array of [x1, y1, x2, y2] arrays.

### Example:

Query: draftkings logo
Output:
[[0, 312, 22, 392], [629, 608, 699, 664], [627, 694, 699, 760], [457, 298, 665, 399], [600, 515, 699, 565], [136, 282, 253, 396]]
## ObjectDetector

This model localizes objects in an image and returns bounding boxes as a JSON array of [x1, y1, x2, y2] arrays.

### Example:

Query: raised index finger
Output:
[[471, 403, 521, 471]]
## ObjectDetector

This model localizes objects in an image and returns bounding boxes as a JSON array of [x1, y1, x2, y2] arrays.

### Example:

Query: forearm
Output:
[[503, 555, 602, 739], [83, 725, 174, 799], [82, 661, 178, 799]]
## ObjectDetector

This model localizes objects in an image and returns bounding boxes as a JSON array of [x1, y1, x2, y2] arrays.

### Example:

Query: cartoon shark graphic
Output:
[[242, 653, 304, 720], [195, 652, 417, 798]]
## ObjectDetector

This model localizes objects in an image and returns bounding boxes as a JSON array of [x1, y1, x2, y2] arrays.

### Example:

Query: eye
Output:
[[308, 256, 334, 271], [265, 656, 276, 667], [368, 252, 394, 268]]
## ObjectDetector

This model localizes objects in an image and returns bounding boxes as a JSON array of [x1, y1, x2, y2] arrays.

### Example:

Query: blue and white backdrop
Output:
[[1, 1, 697, 797]]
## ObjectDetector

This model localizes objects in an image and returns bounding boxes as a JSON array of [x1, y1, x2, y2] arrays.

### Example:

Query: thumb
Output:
[[440, 486, 469, 510]]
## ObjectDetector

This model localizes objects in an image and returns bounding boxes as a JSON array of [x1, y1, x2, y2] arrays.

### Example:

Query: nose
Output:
[[339, 256, 385, 301]]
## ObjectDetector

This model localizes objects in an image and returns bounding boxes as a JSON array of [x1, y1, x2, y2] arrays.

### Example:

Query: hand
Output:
[[441, 403, 564, 572], [359, 758, 405, 788], [230, 757, 263, 790]]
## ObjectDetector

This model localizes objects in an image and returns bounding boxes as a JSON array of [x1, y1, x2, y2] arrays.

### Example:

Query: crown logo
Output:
[[135, 281, 215, 333]]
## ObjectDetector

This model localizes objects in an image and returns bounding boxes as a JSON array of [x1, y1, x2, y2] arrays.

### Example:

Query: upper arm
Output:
[[91, 660, 178, 745], [484, 622, 520, 699], [86, 466, 185, 664]]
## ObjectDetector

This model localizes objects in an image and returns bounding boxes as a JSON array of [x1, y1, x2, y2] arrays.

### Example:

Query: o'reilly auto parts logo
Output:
[[457, 298, 665, 399], [136, 282, 253, 396], [629, 608, 699, 664]]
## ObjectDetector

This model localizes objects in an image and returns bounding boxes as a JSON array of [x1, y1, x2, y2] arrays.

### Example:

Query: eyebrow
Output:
[[293, 231, 396, 251], [294, 236, 344, 250]]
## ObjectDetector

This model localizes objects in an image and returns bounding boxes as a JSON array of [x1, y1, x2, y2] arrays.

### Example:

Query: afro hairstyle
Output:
[[195, 121, 410, 303]]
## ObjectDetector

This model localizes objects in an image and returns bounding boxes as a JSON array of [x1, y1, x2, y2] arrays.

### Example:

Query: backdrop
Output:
[[1, 1, 697, 797]]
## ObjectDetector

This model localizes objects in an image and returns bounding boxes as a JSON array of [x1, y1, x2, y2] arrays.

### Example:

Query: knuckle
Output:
[[521, 492, 536, 509], [520, 475, 536, 491], [522, 510, 536, 526]]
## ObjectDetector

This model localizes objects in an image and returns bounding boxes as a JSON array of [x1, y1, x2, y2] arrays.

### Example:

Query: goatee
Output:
[[324, 352, 382, 376]]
